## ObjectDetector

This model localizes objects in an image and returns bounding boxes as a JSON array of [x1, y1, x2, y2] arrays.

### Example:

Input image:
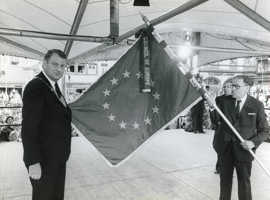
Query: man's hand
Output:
[[29, 163, 42, 180], [240, 140, 255, 151]]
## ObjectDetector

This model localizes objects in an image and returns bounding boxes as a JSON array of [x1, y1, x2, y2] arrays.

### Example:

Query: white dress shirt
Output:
[[237, 94, 247, 112], [41, 70, 61, 92]]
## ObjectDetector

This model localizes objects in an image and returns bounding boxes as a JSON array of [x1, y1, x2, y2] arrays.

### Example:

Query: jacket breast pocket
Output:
[[242, 112, 257, 127]]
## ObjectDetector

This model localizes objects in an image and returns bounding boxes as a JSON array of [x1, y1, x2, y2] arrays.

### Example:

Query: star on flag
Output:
[[133, 121, 140, 129], [119, 121, 127, 129], [136, 72, 142, 79], [108, 113, 116, 121], [144, 117, 151, 125], [123, 70, 130, 78], [103, 89, 111, 97], [152, 106, 159, 114], [153, 92, 160, 100], [110, 78, 118, 85], [102, 102, 110, 110]]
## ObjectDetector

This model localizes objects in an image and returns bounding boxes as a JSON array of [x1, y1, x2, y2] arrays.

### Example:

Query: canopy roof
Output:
[[1, 0, 270, 66]]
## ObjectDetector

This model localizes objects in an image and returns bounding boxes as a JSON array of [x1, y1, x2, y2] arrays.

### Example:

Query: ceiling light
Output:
[[133, 0, 150, 6]]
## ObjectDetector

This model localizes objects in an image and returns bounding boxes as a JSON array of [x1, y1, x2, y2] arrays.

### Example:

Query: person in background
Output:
[[190, 98, 205, 133], [21, 49, 72, 200], [0, 116, 18, 142], [211, 79, 233, 174]]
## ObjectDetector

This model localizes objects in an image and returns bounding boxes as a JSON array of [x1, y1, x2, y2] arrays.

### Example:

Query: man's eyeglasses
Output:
[[223, 85, 232, 89], [231, 84, 248, 89]]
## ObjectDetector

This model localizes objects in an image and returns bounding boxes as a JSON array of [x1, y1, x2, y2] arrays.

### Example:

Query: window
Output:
[[68, 65, 74, 72], [78, 65, 85, 73]]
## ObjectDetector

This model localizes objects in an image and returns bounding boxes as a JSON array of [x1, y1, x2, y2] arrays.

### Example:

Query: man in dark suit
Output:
[[215, 75, 269, 200], [190, 98, 205, 133], [211, 80, 233, 174], [21, 49, 72, 200]]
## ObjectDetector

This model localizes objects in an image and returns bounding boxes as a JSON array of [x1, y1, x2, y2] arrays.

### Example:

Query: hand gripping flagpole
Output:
[[139, 12, 270, 178]]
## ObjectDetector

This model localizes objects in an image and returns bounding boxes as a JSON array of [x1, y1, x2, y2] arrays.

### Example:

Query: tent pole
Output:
[[0, 36, 44, 58], [170, 44, 270, 55], [224, 0, 270, 33], [0, 27, 111, 43], [110, 0, 119, 40], [64, 0, 89, 56]]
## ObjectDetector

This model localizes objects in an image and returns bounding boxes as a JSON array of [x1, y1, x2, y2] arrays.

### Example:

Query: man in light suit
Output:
[[216, 75, 269, 200], [21, 49, 72, 200]]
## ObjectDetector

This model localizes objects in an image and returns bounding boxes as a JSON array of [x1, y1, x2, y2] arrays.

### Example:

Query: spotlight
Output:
[[177, 45, 192, 60], [133, 0, 150, 6]]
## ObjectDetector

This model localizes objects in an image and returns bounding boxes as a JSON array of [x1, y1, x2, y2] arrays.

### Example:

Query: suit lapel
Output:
[[37, 72, 53, 90], [240, 95, 253, 115], [37, 72, 68, 108]]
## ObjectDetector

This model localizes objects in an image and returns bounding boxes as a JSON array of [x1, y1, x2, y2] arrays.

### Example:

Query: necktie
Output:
[[54, 82, 62, 98], [236, 100, 241, 114]]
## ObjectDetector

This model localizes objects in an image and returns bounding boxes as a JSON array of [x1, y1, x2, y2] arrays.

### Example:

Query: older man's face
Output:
[[232, 78, 249, 100]]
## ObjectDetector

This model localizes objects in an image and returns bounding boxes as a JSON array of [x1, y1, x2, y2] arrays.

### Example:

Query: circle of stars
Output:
[[101, 69, 161, 130]]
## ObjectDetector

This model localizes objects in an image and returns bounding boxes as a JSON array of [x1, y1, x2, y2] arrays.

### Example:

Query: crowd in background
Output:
[[0, 88, 80, 142], [0, 89, 22, 142]]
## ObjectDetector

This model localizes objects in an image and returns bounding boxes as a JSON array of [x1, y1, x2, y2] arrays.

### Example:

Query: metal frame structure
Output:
[[0, 0, 270, 72], [0, 0, 122, 58], [64, 0, 89, 56], [69, 0, 209, 63], [110, 0, 119, 39], [0, 36, 44, 57], [224, 0, 270, 33], [116, 0, 209, 42], [170, 45, 270, 55], [0, 27, 111, 42]]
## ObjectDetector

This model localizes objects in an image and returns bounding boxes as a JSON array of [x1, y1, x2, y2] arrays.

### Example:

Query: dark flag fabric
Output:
[[70, 33, 201, 165]]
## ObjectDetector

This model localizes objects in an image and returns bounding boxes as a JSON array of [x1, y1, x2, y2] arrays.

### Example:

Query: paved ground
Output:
[[1, 129, 270, 200]]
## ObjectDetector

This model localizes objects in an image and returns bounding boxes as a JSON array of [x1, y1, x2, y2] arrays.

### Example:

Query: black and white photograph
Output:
[[0, 0, 270, 200]]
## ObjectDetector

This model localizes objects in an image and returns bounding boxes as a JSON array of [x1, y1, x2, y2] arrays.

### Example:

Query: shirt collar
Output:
[[41, 70, 57, 90], [239, 94, 247, 103], [237, 94, 247, 111]]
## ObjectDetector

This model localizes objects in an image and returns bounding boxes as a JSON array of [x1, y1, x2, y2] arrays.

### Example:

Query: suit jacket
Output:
[[216, 95, 269, 161], [21, 72, 72, 167], [191, 99, 205, 115]]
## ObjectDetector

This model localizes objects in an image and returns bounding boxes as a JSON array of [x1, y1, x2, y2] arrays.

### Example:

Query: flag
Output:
[[70, 32, 200, 165]]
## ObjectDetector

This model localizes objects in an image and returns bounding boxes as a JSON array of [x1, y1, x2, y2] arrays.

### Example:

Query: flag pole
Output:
[[139, 12, 270, 178]]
